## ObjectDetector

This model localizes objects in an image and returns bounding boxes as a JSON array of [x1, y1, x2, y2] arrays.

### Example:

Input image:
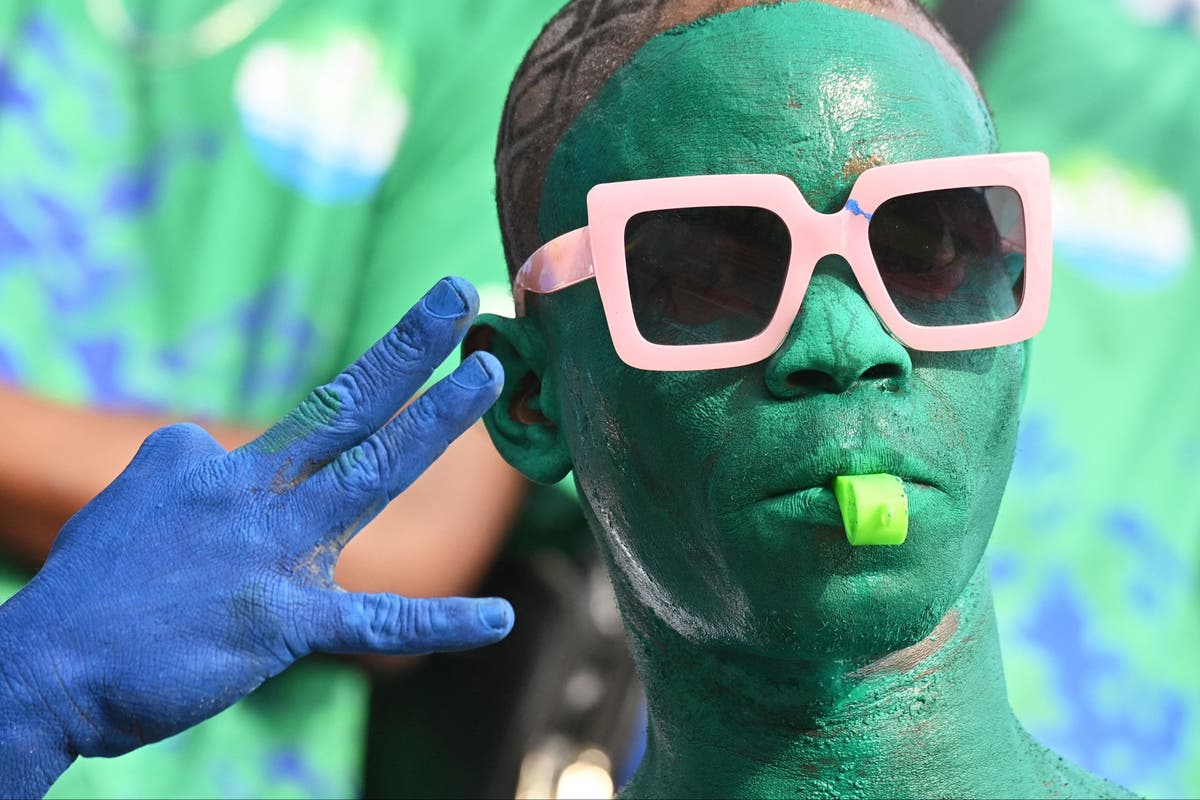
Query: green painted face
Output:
[[530, 3, 1019, 659]]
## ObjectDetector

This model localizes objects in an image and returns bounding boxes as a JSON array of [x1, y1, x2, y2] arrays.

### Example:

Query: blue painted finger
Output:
[[292, 351, 503, 529], [307, 591, 514, 655], [244, 277, 480, 485]]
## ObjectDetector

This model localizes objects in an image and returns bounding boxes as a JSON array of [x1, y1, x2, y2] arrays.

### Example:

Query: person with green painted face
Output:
[[470, 0, 1138, 796]]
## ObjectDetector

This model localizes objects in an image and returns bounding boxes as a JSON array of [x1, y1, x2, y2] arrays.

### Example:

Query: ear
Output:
[[463, 313, 572, 484]]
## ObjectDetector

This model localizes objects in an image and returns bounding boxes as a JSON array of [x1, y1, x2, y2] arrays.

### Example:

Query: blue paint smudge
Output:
[[18, 187, 130, 311], [102, 133, 223, 216], [1127, 579, 1158, 612], [235, 280, 320, 408], [1102, 507, 1190, 614], [845, 199, 873, 220], [0, 57, 69, 163], [28, 188, 86, 253], [1103, 508, 1188, 581], [151, 277, 324, 418], [0, 60, 37, 114], [21, 11, 122, 137], [0, 205, 36, 264], [987, 552, 1020, 585], [71, 337, 161, 411], [0, 346, 21, 384], [21, 12, 69, 69], [1011, 411, 1075, 485], [1021, 572, 1188, 786], [157, 348, 191, 375], [102, 158, 164, 215], [0, 186, 131, 314], [264, 746, 334, 797]]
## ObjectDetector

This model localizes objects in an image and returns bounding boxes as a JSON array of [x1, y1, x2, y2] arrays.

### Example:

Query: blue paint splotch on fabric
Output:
[[24, 190, 132, 315], [1009, 411, 1075, 485], [1021, 572, 1188, 790], [263, 747, 335, 798], [20, 9, 121, 139], [0, 202, 36, 263], [0, 345, 21, 384], [986, 552, 1020, 586], [1102, 508, 1193, 612], [230, 280, 319, 410], [70, 338, 162, 412], [0, 57, 37, 113], [150, 277, 325, 420], [0, 186, 133, 315], [0, 56, 68, 164], [101, 133, 222, 216]]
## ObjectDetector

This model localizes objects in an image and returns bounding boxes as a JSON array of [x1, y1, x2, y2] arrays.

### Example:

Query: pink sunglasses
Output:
[[514, 152, 1052, 372]]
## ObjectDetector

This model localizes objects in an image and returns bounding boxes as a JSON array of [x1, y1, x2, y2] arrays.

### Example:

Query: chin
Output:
[[736, 571, 961, 662]]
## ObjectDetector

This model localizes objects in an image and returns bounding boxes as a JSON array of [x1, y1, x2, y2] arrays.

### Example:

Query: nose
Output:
[[764, 257, 912, 399]]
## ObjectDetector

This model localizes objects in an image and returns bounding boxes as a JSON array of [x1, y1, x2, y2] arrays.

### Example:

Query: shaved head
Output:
[[495, 0, 981, 277]]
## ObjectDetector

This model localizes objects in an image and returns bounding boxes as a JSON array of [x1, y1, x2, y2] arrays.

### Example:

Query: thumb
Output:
[[303, 590, 514, 656]]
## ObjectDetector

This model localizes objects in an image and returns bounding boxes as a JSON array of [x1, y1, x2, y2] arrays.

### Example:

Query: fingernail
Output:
[[479, 599, 513, 632], [424, 278, 468, 319], [452, 353, 495, 389]]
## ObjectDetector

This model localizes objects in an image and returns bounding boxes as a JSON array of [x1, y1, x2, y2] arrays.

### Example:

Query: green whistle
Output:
[[833, 474, 909, 546]]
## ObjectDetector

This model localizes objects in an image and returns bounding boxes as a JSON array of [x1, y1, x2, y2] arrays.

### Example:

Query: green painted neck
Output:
[[615, 561, 1107, 798]]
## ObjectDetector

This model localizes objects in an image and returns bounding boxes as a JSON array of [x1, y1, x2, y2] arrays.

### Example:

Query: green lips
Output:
[[833, 474, 909, 545]]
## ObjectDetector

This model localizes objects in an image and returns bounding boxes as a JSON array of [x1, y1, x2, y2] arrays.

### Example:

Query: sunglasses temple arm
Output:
[[512, 227, 595, 317]]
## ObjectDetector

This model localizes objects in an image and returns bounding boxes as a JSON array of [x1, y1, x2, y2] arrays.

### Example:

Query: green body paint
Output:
[[483, 3, 1134, 797]]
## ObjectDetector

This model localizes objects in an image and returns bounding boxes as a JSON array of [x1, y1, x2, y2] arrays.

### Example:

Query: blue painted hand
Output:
[[0, 277, 512, 798]]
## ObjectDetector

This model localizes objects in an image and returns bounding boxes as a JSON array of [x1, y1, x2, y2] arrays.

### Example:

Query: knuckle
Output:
[[324, 371, 375, 435], [295, 382, 372, 443], [383, 324, 432, 373], [404, 392, 448, 434], [392, 597, 435, 646], [334, 437, 389, 495], [299, 384, 347, 427], [135, 423, 223, 472], [362, 593, 402, 640], [410, 601, 437, 642], [140, 421, 201, 452], [349, 596, 452, 653], [362, 434, 392, 475]]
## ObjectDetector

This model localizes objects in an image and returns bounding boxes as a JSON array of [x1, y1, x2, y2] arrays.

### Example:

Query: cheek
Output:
[[916, 343, 1024, 442], [964, 345, 1024, 471], [560, 362, 726, 510], [554, 360, 753, 640], [928, 344, 1024, 535]]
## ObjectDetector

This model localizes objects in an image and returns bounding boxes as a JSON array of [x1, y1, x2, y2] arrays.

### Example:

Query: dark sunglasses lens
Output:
[[867, 186, 1025, 326], [624, 206, 791, 346]]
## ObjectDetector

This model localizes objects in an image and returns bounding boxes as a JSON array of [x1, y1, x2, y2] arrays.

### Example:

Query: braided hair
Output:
[[494, 0, 969, 277]]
